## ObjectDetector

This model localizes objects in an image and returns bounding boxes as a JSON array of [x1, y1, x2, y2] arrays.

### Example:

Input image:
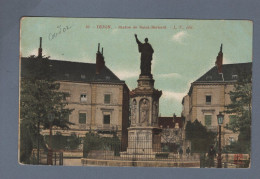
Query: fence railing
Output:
[[83, 137, 197, 161], [199, 153, 250, 168], [31, 149, 63, 165]]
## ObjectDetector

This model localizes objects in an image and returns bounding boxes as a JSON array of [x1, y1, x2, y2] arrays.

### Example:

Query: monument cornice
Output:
[[130, 88, 162, 98]]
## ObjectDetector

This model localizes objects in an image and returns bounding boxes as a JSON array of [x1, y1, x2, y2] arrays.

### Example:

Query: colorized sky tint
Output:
[[20, 17, 253, 116]]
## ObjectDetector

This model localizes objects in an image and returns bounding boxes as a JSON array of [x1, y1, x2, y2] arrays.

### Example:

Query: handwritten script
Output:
[[49, 25, 72, 41]]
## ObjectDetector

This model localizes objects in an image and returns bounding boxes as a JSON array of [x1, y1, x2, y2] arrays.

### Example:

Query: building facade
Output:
[[21, 42, 129, 150], [182, 46, 252, 146], [158, 115, 184, 153]]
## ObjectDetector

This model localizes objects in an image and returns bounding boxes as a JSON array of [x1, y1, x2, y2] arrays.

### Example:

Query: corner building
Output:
[[182, 46, 252, 147], [21, 44, 129, 150]]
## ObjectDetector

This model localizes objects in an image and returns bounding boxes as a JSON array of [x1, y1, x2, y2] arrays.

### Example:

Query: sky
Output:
[[20, 17, 253, 116]]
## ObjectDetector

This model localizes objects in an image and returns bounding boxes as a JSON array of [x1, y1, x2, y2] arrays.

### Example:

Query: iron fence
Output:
[[31, 149, 63, 165], [199, 153, 250, 168], [83, 137, 198, 162]]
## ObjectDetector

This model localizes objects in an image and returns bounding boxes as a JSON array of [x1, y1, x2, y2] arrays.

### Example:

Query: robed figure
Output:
[[140, 99, 149, 124], [135, 34, 154, 76]]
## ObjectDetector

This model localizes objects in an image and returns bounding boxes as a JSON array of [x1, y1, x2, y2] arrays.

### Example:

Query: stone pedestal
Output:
[[121, 75, 162, 158]]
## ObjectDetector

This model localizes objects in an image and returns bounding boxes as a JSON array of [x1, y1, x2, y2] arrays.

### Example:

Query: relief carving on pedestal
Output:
[[139, 98, 150, 125], [131, 99, 137, 125], [152, 101, 158, 124]]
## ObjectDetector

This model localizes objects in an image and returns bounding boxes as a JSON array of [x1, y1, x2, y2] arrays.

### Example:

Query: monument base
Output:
[[125, 67, 162, 160], [120, 126, 161, 159], [120, 152, 157, 159]]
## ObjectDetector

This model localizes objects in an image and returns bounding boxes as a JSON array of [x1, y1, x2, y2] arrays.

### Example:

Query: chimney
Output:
[[215, 44, 223, 73], [96, 43, 105, 74], [38, 37, 42, 58]]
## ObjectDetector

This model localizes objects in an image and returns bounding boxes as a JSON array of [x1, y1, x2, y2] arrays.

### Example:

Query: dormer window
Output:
[[64, 73, 69, 78], [206, 76, 212, 80], [105, 76, 110, 80], [81, 74, 86, 79], [232, 75, 238, 80]]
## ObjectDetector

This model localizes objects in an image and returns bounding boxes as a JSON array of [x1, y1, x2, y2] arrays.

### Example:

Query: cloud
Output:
[[23, 47, 53, 58], [151, 55, 156, 71], [172, 31, 188, 43], [186, 79, 194, 88], [223, 57, 232, 64], [46, 47, 95, 63], [73, 55, 95, 63], [157, 73, 181, 78], [21, 48, 40, 57], [162, 90, 186, 101], [114, 70, 139, 80]]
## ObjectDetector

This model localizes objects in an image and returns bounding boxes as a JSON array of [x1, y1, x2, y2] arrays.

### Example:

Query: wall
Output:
[[183, 83, 239, 147], [42, 81, 129, 144]]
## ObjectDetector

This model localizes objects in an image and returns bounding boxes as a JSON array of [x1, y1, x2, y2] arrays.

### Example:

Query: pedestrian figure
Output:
[[186, 147, 191, 158], [208, 146, 216, 168], [179, 147, 183, 159]]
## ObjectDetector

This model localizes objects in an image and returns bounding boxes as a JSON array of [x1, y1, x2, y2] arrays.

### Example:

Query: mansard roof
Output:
[[21, 57, 125, 84], [195, 62, 252, 83], [187, 62, 252, 95]]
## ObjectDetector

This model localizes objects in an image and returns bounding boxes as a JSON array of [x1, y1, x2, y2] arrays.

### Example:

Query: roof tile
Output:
[[21, 57, 124, 84]]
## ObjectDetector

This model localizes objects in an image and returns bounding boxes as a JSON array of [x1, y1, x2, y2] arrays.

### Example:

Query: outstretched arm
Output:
[[135, 34, 141, 45]]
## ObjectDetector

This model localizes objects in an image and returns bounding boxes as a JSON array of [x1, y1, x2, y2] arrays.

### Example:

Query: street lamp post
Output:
[[217, 112, 224, 168], [47, 113, 54, 165]]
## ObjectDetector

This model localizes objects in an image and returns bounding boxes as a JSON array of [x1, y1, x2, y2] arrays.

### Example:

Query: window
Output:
[[79, 113, 86, 124], [104, 94, 111, 104], [105, 76, 110, 80], [229, 115, 236, 124], [81, 74, 86, 79], [64, 113, 69, 122], [63, 91, 70, 101], [205, 115, 212, 126], [80, 94, 87, 102], [206, 95, 211, 104], [206, 76, 212, 80], [232, 75, 238, 80], [103, 115, 110, 124], [64, 73, 69, 78]]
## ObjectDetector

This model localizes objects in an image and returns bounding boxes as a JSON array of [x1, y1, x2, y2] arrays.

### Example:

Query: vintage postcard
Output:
[[19, 17, 252, 168]]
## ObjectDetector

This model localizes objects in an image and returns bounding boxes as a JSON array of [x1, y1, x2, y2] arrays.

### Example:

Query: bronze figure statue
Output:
[[134, 34, 154, 76]]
